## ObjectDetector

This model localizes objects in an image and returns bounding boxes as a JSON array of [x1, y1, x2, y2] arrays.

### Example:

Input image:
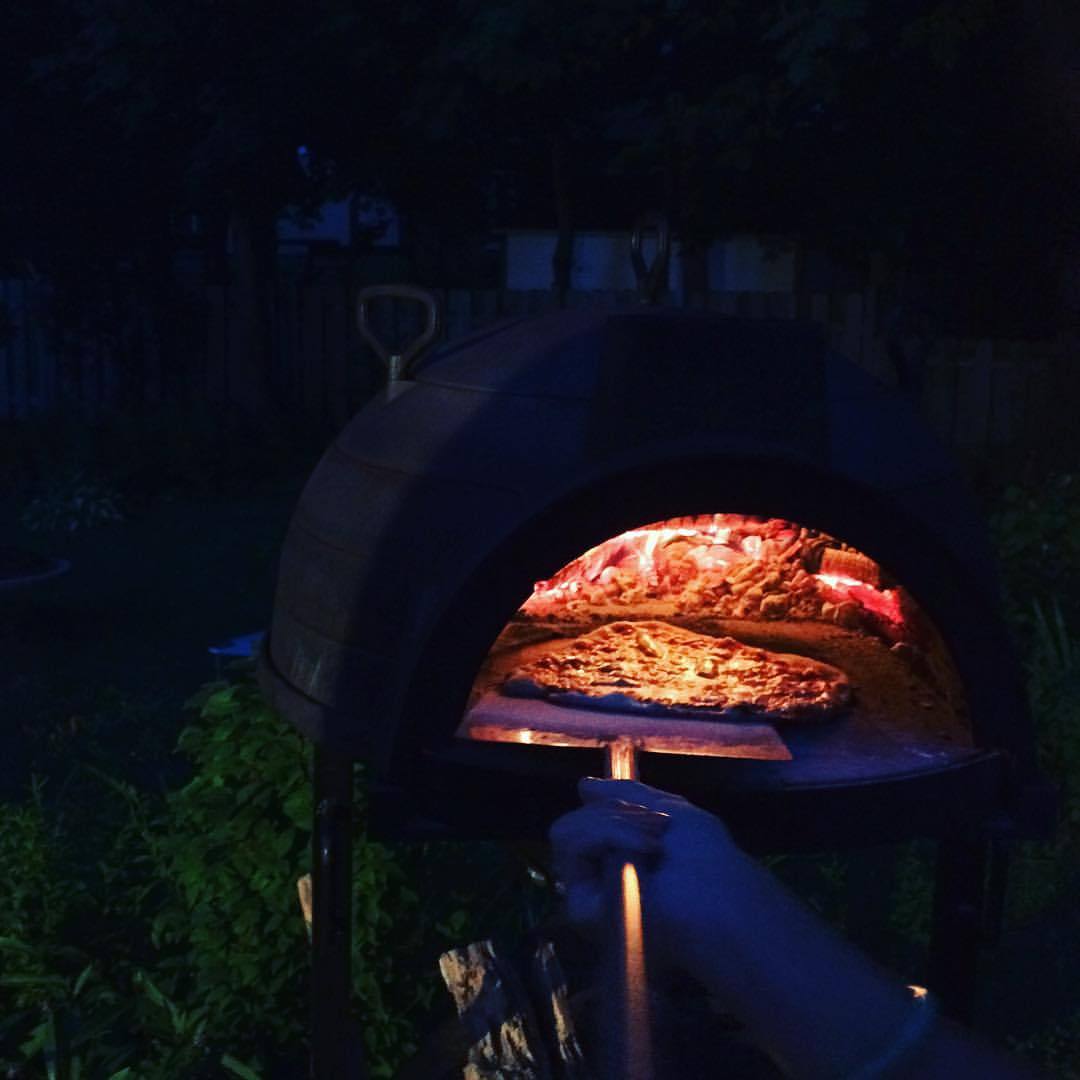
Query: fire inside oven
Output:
[[459, 513, 969, 772]]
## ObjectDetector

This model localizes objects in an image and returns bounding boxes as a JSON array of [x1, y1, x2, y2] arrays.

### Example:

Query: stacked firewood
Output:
[[521, 515, 893, 632], [438, 940, 593, 1079]]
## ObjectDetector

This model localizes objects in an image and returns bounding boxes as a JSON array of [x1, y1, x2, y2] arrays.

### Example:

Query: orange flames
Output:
[[815, 572, 904, 625], [521, 513, 904, 634]]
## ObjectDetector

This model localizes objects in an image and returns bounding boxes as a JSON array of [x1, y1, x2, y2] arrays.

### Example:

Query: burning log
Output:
[[519, 514, 906, 644], [819, 547, 881, 588]]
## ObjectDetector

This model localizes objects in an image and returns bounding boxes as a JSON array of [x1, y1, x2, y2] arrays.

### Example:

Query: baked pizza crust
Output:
[[501, 620, 851, 723]]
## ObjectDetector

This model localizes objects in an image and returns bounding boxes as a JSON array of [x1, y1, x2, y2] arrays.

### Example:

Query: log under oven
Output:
[[256, 305, 1052, 1074]]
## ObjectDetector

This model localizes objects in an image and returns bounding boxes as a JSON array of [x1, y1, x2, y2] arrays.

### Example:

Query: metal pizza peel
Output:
[[460, 692, 792, 779]]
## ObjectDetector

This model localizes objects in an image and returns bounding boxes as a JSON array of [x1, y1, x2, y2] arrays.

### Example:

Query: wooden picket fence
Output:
[[0, 277, 1073, 463]]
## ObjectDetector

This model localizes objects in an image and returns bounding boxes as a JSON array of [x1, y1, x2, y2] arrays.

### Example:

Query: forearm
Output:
[[682, 852, 911, 1077], [679, 852, 1036, 1079]]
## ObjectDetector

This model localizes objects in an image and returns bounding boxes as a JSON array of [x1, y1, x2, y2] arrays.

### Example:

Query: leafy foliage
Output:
[[984, 473, 1080, 926], [0, 771, 223, 1078], [5, 0, 1059, 337], [1010, 1009, 1080, 1079], [0, 656, 553, 1078], [0, 780, 75, 1000], [145, 674, 320, 1063], [0, 662, 473, 1078], [886, 841, 935, 950], [152, 667, 439, 1073], [1003, 598, 1080, 928], [991, 473, 1080, 631], [19, 468, 126, 533]]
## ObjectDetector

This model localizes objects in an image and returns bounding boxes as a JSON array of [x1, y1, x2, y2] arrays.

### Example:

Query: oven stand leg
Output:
[[311, 750, 361, 1079], [927, 834, 987, 1023]]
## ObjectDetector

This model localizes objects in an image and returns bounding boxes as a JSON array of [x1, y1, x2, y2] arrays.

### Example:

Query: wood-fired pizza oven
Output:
[[256, 306, 1053, 1067], [259, 306, 1042, 842]]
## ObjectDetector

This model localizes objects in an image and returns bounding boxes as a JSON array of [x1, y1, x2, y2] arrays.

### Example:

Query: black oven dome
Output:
[[258, 307, 1028, 785]]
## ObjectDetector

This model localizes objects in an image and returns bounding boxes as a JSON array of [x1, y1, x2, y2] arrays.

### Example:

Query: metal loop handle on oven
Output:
[[356, 284, 442, 382], [631, 212, 671, 306]]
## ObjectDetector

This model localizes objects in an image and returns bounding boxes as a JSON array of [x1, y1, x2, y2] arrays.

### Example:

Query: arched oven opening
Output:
[[390, 450, 1029, 852], [461, 510, 969, 784]]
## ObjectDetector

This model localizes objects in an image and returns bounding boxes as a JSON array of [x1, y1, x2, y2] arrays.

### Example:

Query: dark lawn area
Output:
[[1, 484, 302, 797]]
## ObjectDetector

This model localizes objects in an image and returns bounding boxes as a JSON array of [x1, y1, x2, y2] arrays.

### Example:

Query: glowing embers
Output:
[[816, 574, 904, 627], [520, 513, 905, 637]]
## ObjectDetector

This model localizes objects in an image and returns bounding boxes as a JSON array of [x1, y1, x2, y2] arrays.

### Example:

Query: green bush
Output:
[[0, 661, 491, 1078], [887, 841, 935, 950], [1004, 599, 1080, 926], [991, 472, 1080, 630], [0, 769, 214, 1078], [19, 467, 128, 533], [969, 476, 1080, 928], [879, 479, 1080, 977], [1010, 1009, 1080, 1079], [0, 780, 77, 1002], [150, 666, 429, 1074]]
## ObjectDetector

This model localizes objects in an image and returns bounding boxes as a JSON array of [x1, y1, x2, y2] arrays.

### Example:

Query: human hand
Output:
[[551, 780, 1042, 1080], [549, 777, 762, 988]]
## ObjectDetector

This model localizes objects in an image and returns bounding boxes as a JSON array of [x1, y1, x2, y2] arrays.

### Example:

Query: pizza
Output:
[[501, 620, 851, 722]]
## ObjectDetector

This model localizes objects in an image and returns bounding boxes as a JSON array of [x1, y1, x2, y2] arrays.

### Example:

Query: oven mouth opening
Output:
[[455, 512, 971, 778]]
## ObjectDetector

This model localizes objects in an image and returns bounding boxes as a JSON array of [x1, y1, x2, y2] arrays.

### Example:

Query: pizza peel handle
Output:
[[599, 742, 655, 1080], [456, 705, 792, 1080]]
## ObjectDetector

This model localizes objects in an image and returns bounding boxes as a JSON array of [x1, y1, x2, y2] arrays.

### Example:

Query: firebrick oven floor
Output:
[[467, 617, 974, 788]]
